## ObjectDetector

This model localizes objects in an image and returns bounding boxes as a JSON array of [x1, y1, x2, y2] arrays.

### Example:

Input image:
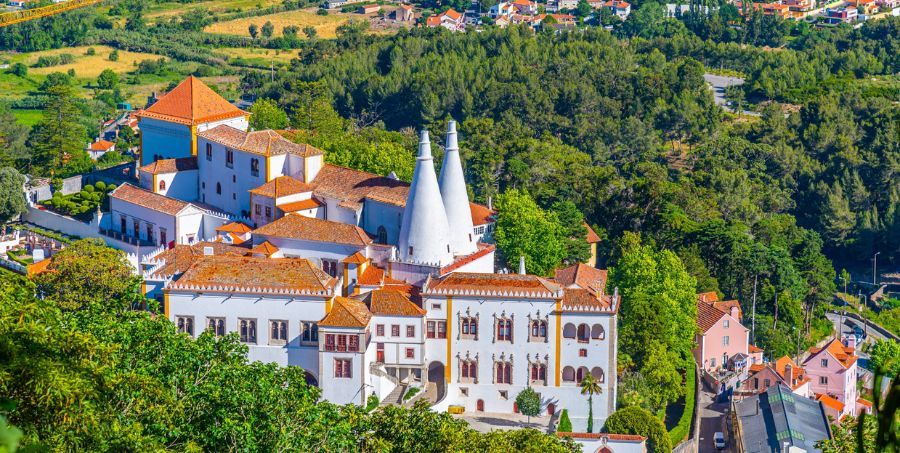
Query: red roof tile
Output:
[[560, 288, 613, 312], [554, 263, 607, 294], [357, 289, 425, 317], [199, 125, 322, 157], [250, 241, 279, 257], [253, 214, 372, 247], [319, 297, 372, 328], [584, 223, 601, 243], [343, 252, 367, 265], [806, 338, 858, 369], [139, 156, 198, 175], [312, 164, 409, 211], [556, 432, 646, 442], [358, 264, 385, 286], [216, 221, 252, 234], [279, 198, 322, 213], [470, 202, 495, 226], [816, 393, 845, 412], [439, 243, 496, 274], [697, 291, 720, 303], [149, 242, 248, 277], [697, 300, 727, 333], [425, 272, 562, 298], [169, 255, 335, 295], [249, 176, 315, 198], [139, 76, 247, 125], [88, 139, 115, 151], [110, 183, 190, 216]]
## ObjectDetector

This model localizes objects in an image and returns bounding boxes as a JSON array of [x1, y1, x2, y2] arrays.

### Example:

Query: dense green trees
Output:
[[26, 84, 91, 178], [0, 167, 27, 224], [249, 98, 289, 130], [603, 406, 672, 453], [493, 189, 567, 276]]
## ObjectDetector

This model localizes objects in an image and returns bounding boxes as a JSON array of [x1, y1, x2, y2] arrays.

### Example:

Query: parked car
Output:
[[714, 432, 726, 450]]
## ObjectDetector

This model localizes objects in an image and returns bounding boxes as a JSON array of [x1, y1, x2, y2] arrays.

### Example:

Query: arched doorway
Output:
[[476, 399, 484, 412], [428, 361, 446, 403], [304, 371, 319, 387], [547, 403, 555, 416], [513, 402, 519, 413]]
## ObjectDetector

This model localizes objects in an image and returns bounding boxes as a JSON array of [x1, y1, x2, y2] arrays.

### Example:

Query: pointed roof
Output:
[[253, 214, 372, 247], [250, 241, 279, 257], [805, 338, 858, 369], [554, 263, 607, 295], [216, 221, 252, 234], [697, 300, 728, 333], [139, 156, 198, 175], [319, 297, 372, 328], [199, 125, 322, 157], [139, 76, 247, 126], [343, 251, 368, 265], [438, 121, 477, 256], [469, 202, 495, 226], [584, 222, 601, 243], [398, 130, 453, 266], [356, 289, 426, 317], [88, 139, 115, 151], [249, 176, 314, 198]]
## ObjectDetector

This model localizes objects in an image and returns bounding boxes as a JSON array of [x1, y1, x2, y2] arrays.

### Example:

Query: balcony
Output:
[[99, 228, 155, 247]]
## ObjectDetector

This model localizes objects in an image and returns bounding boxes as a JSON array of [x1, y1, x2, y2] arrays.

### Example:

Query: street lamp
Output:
[[873, 251, 880, 287]]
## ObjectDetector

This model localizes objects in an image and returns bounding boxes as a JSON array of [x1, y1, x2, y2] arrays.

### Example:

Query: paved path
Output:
[[454, 412, 554, 433], [697, 388, 735, 453], [703, 73, 760, 117], [825, 312, 890, 343]]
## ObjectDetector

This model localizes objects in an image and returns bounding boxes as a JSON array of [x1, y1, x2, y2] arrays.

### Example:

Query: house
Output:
[[848, 0, 878, 15], [248, 176, 322, 227], [107, 183, 220, 247], [489, 2, 518, 18], [694, 292, 752, 374], [358, 4, 380, 14], [783, 0, 814, 13], [510, 0, 539, 15], [392, 3, 414, 21], [137, 76, 249, 166], [86, 139, 116, 160], [556, 433, 647, 453], [823, 6, 858, 23], [752, 2, 792, 18], [803, 338, 866, 419], [739, 355, 810, 397], [139, 157, 199, 201], [426, 9, 465, 31], [603, 0, 632, 19], [735, 384, 832, 453]]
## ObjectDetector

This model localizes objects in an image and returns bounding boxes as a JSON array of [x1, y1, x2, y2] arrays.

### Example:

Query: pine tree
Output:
[[27, 84, 88, 177]]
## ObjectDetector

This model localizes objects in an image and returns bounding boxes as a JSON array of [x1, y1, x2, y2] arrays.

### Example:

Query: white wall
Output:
[[370, 314, 425, 366], [157, 170, 199, 202], [197, 138, 267, 217], [362, 200, 404, 244], [319, 326, 368, 406]]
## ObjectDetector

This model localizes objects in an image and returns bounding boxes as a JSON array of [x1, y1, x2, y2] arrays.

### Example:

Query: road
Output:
[[697, 388, 735, 453], [825, 311, 890, 343], [702, 73, 760, 117]]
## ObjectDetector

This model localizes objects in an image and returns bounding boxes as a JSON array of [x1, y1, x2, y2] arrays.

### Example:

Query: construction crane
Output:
[[0, 0, 104, 28]]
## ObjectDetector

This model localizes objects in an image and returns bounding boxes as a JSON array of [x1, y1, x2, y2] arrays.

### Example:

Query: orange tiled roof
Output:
[[439, 243, 496, 274], [357, 289, 425, 317], [554, 263, 607, 295], [319, 297, 372, 328], [26, 257, 53, 276], [857, 398, 872, 408], [358, 264, 385, 286], [249, 176, 315, 198], [216, 221, 252, 234], [312, 164, 409, 211], [807, 338, 858, 369], [110, 183, 190, 216], [425, 272, 562, 298], [710, 299, 743, 318], [140, 156, 198, 174], [279, 198, 322, 213], [343, 251, 367, 265], [749, 363, 765, 373], [199, 125, 323, 158], [774, 356, 805, 383], [253, 214, 372, 247], [250, 240, 279, 256], [697, 300, 727, 333], [749, 344, 763, 353], [584, 223, 601, 243], [816, 393, 845, 413], [560, 288, 613, 312], [169, 255, 335, 295], [139, 76, 247, 125], [88, 139, 115, 151], [149, 242, 248, 277], [556, 433, 646, 442], [443, 8, 462, 19], [697, 291, 720, 303]]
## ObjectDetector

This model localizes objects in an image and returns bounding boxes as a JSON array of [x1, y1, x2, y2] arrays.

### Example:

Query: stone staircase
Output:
[[381, 383, 407, 406]]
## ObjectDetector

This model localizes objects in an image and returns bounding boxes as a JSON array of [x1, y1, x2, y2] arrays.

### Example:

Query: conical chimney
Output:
[[518, 256, 526, 275], [398, 130, 454, 266], [438, 120, 478, 256]]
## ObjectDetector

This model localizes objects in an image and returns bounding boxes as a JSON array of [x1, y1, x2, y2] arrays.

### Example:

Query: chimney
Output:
[[784, 363, 792, 383], [518, 256, 526, 275], [487, 196, 493, 210], [437, 120, 477, 256]]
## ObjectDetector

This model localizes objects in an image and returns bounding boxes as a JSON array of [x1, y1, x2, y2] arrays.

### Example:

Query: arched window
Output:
[[591, 324, 605, 340], [576, 366, 589, 383], [158, 179, 166, 191], [460, 358, 478, 383], [376, 226, 387, 244], [495, 361, 512, 384], [562, 366, 576, 382], [216, 182, 222, 195], [591, 367, 605, 383], [461, 316, 478, 339], [563, 323, 577, 339], [496, 318, 512, 342], [577, 324, 590, 343], [530, 363, 547, 385]]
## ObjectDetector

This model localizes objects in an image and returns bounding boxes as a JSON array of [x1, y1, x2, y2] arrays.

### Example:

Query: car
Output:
[[714, 432, 726, 450]]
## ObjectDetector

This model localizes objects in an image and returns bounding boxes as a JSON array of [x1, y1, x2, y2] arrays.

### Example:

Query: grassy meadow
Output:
[[205, 9, 349, 38]]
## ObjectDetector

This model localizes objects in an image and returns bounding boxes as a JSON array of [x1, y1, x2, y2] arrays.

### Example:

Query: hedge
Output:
[[668, 358, 697, 445], [604, 406, 672, 453]]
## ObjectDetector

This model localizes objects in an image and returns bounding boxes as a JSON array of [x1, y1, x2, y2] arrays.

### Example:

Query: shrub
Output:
[[365, 394, 379, 412], [668, 363, 696, 444], [402, 386, 420, 401], [604, 406, 672, 453], [86, 47, 96, 56], [83, 184, 95, 193], [557, 409, 573, 432], [94, 181, 106, 191], [317, 8, 328, 15]]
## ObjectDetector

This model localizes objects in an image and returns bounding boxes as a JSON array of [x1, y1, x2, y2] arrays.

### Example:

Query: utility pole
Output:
[[773, 290, 778, 330], [861, 291, 868, 340], [751, 274, 757, 344], [838, 275, 846, 338], [873, 251, 880, 286]]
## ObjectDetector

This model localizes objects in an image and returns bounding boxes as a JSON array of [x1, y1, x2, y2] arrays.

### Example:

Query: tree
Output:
[[249, 98, 289, 130], [33, 238, 141, 312], [494, 189, 567, 276], [575, 0, 591, 17], [303, 26, 317, 39], [603, 406, 672, 453], [97, 68, 118, 89], [108, 50, 119, 62], [868, 339, 900, 376], [261, 21, 275, 38], [27, 84, 89, 177], [580, 373, 602, 433], [551, 201, 591, 265], [515, 387, 541, 424], [819, 414, 876, 452], [557, 409, 573, 432], [0, 103, 29, 167], [8, 62, 27, 77], [0, 167, 26, 223], [248, 23, 259, 38]]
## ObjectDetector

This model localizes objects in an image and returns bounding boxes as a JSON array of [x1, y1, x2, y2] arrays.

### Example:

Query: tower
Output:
[[398, 130, 454, 266], [438, 120, 478, 256]]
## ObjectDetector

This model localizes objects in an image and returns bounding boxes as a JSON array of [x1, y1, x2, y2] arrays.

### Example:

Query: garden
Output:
[[40, 181, 116, 220]]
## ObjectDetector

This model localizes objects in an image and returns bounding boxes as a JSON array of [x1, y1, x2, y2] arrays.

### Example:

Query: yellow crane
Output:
[[0, 0, 104, 28]]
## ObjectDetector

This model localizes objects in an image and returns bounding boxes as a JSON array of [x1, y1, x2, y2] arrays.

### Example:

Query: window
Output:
[[753, 377, 759, 388], [496, 318, 512, 342], [408, 246, 413, 256], [579, 348, 587, 357], [251, 158, 259, 177], [405, 348, 415, 359], [499, 390, 508, 400], [147, 224, 154, 243], [176, 316, 194, 335], [255, 204, 262, 216], [133, 219, 140, 237], [819, 376, 828, 385], [530, 363, 547, 385], [158, 180, 166, 191], [300, 322, 318, 344], [202, 182, 206, 189], [437, 321, 446, 339], [376, 324, 385, 336], [427, 321, 446, 339], [324, 334, 359, 352], [406, 325, 415, 338], [239, 318, 257, 344], [207, 317, 225, 336], [576, 366, 589, 383], [530, 320, 547, 340], [710, 358, 716, 368], [322, 260, 337, 277], [591, 324, 605, 340], [821, 359, 828, 367], [334, 359, 352, 378], [205, 143, 212, 161], [391, 325, 400, 337], [460, 316, 477, 339], [226, 149, 233, 168], [577, 324, 590, 343], [232, 193, 236, 200], [216, 182, 222, 195], [270, 320, 288, 345], [495, 361, 512, 384], [460, 359, 478, 382], [562, 366, 576, 382], [723, 336, 730, 346], [724, 319, 730, 328], [376, 226, 387, 244], [232, 175, 236, 183], [563, 323, 577, 339], [764, 379, 771, 387], [431, 303, 441, 310], [160, 228, 167, 246]]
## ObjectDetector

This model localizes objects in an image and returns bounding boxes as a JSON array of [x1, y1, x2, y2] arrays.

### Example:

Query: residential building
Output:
[[556, 433, 647, 453], [604, 0, 632, 19], [803, 338, 865, 419], [426, 9, 465, 31], [139, 157, 199, 201], [735, 384, 832, 453], [739, 355, 811, 397], [823, 6, 858, 24], [694, 292, 757, 377], [86, 139, 116, 160], [107, 183, 220, 247]]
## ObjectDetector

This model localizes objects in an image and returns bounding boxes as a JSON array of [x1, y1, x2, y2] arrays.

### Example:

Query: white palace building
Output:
[[117, 77, 620, 433]]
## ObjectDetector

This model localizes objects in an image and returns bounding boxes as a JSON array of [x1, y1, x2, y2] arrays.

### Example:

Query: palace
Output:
[[123, 76, 617, 431]]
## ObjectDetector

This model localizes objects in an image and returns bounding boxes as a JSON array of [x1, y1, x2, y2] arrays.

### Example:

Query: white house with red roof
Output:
[[803, 337, 867, 420], [86, 138, 116, 160], [426, 8, 465, 31]]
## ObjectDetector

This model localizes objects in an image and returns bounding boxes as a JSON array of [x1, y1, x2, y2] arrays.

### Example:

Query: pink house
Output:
[[803, 338, 868, 420], [738, 355, 810, 397], [694, 293, 754, 373]]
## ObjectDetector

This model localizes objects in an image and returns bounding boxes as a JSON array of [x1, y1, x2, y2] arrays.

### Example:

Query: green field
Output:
[[146, 0, 286, 21]]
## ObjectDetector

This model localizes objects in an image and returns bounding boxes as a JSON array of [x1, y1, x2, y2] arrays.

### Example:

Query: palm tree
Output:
[[580, 373, 602, 433]]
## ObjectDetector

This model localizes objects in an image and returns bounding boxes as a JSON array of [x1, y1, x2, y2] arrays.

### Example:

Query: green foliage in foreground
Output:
[[0, 244, 577, 452], [604, 406, 672, 453], [667, 358, 696, 445], [0, 167, 26, 224]]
